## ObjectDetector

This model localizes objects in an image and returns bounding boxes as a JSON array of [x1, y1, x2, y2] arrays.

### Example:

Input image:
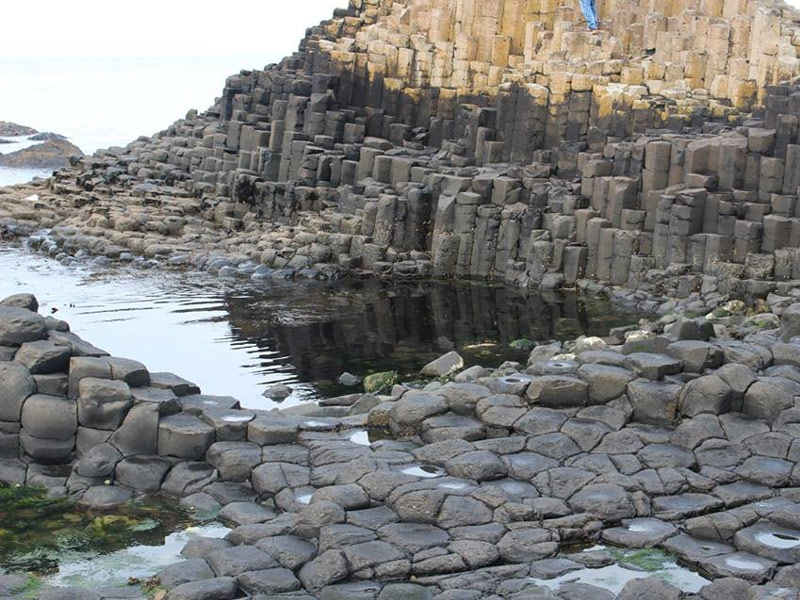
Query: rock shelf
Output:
[[2, 291, 800, 598]]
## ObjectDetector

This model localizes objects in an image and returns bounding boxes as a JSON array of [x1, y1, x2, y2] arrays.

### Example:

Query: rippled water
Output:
[[0, 244, 642, 409]]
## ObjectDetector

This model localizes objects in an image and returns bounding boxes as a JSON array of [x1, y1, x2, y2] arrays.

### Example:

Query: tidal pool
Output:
[[0, 487, 228, 590], [0, 243, 642, 409], [531, 546, 711, 594]]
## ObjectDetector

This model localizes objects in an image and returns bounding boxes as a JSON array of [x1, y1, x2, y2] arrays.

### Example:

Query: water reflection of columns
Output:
[[222, 282, 631, 388]]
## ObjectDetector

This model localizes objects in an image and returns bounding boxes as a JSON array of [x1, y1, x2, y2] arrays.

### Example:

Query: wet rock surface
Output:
[[2, 293, 800, 598]]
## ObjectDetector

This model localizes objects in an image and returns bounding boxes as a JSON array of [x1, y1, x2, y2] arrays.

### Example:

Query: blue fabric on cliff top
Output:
[[580, 0, 599, 30]]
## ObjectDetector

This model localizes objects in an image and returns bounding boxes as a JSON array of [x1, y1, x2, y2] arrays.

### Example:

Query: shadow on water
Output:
[[222, 278, 642, 398], [0, 244, 646, 407]]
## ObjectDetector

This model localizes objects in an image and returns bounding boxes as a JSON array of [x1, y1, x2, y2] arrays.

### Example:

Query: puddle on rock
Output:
[[0, 487, 226, 590], [46, 523, 229, 589], [753, 531, 800, 549], [402, 465, 446, 478], [531, 546, 710, 595]]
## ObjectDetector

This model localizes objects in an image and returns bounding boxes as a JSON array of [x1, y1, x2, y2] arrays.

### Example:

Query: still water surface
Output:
[[0, 244, 641, 409]]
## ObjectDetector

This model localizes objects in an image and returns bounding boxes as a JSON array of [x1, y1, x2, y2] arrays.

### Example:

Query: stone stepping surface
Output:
[[3, 295, 800, 598]]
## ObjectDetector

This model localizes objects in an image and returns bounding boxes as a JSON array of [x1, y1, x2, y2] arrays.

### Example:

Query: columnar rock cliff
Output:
[[4, 0, 800, 301]]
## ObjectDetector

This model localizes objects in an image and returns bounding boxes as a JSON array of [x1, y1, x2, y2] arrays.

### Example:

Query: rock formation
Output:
[[1, 0, 799, 305], [3, 290, 800, 599], [0, 122, 37, 137], [0, 138, 84, 169]]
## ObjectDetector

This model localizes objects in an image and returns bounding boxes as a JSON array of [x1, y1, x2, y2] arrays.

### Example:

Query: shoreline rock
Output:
[[0, 138, 84, 170], [0, 121, 37, 137], [2, 291, 800, 598]]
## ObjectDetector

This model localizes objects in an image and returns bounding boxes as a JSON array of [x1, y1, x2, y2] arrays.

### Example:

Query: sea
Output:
[[0, 56, 276, 186]]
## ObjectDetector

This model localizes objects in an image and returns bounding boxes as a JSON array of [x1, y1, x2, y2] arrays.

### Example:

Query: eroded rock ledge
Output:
[[2, 291, 800, 599]]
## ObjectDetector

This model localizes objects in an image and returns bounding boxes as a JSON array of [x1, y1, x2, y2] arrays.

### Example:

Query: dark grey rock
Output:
[[525, 375, 588, 407], [0, 293, 38, 312], [19, 429, 74, 462], [780, 303, 800, 342], [158, 413, 215, 459], [115, 455, 171, 492], [378, 522, 450, 553], [445, 450, 506, 481], [701, 551, 776, 582], [248, 417, 299, 445], [157, 559, 214, 590], [625, 352, 682, 380], [666, 340, 723, 373], [390, 392, 448, 435], [218, 501, 276, 526], [617, 577, 682, 600], [162, 462, 217, 496], [238, 567, 301, 594], [0, 361, 35, 421], [14, 340, 70, 373], [207, 441, 262, 482], [576, 364, 636, 403], [77, 377, 132, 430], [107, 356, 150, 387], [78, 485, 132, 508], [150, 371, 201, 396], [378, 583, 434, 600], [679, 375, 732, 417], [21, 393, 77, 439], [164, 577, 238, 600], [38, 588, 102, 600], [627, 379, 681, 426], [252, 462, 310, 497], [0, 306, 46, 346], [131, 386, 181, 415], [68, 356, 112, 398], [569, 483, 636, 521], [256, 535, 316, 569], [180, 537, 233, 560], [298, 549, 348, 590], [109, 403, 159, 456], [206, 544, 277, 577], [75, 442, 122, 477]]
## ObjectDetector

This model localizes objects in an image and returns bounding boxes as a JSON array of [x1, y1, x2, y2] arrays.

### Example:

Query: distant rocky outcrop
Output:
[[28, 132, 67, 142], [0, 138, 83, 169], [0, 121, 37, 137]]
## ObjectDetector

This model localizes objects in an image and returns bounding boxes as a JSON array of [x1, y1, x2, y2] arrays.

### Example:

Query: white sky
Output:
[[5, 0, 800, 58], [1, 0, 347, 58]]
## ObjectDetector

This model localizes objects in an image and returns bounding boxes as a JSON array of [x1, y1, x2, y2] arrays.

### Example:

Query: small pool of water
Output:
[[0, 486, 227, 589], [0, 243, 643, 409], [47, 523, 229, 589], [531, 546, 710, 594]]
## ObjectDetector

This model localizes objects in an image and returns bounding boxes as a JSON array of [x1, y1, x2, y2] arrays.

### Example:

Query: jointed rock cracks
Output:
[[2, 287, 800, 599], [3, 0, 800, 597]]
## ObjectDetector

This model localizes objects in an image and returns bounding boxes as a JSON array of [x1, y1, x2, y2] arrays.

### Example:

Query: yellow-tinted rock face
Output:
[[325, 0, 799, 113]]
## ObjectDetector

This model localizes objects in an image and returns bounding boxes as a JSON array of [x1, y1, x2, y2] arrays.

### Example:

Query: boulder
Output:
[[77, 377, 133, 430], [421, 351, 464, 377], [158, 413, 215, 459], [13, 340, 70, 374], [0, 362, 35, 421], [781, 303, 800, 341], [21, 394, 77, 440], [0, 306, 46, 346], [525, 376, 588, 408]]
